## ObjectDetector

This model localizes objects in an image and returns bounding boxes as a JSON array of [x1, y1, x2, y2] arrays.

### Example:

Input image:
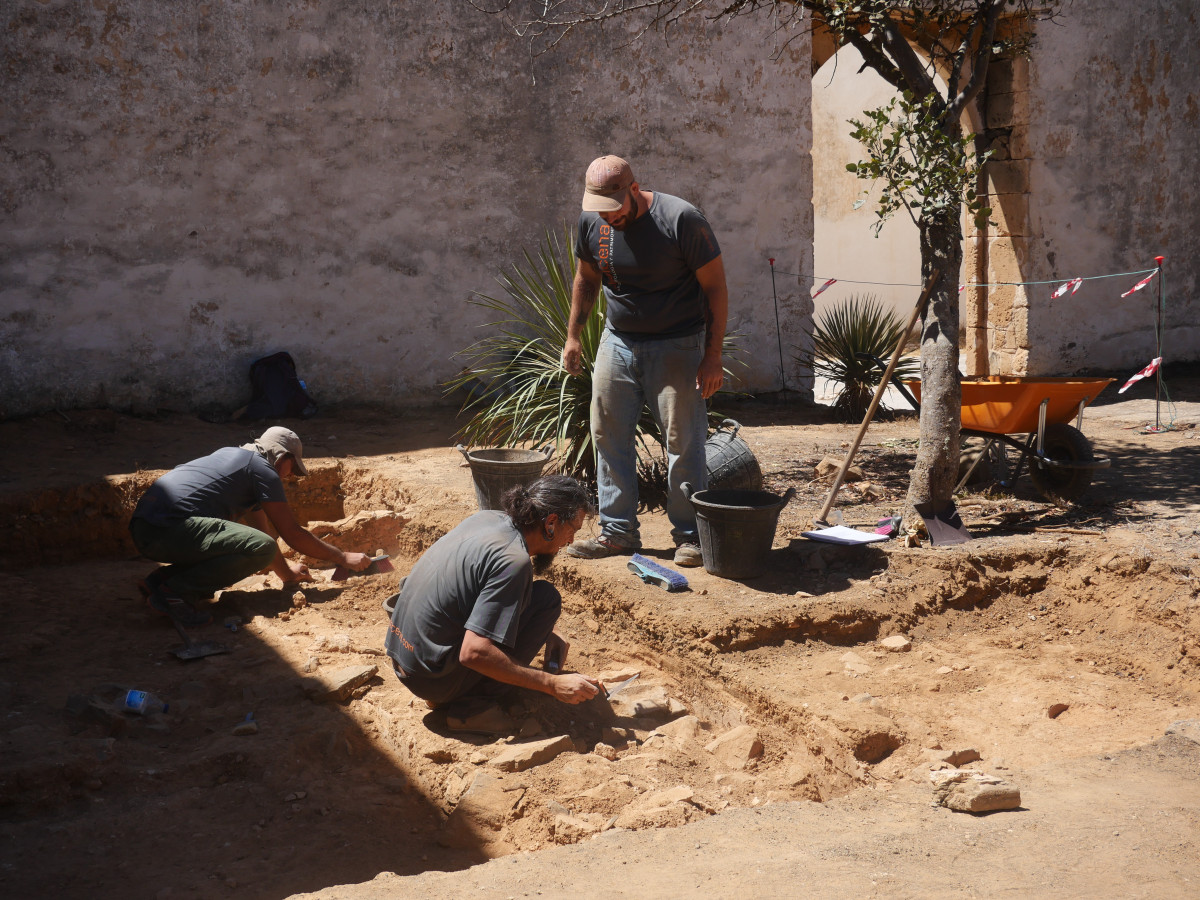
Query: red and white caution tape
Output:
[[1052, 278, 1083, 298], [811, 278, 837, 298], [1120, 271, 1158, 298], [1119, 357, 1162, 394]]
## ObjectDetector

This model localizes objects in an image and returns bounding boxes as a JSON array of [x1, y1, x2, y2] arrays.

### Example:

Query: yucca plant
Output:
[[447, 225, 743, 487], [446, 226, 657, 482], [798, 294, 920, 420]]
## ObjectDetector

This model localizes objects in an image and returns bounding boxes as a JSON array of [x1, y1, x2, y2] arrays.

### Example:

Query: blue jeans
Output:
[[591, 329, 708, 547]]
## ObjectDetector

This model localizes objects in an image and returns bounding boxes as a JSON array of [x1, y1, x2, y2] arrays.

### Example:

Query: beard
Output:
[[531, 553, 556, 575]]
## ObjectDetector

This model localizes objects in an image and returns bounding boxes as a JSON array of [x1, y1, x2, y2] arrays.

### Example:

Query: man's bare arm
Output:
[[459, 630, 599, 704], [260, 501, 370, 570], [695, 254, 729, 399], [562, 258, 603, 375]]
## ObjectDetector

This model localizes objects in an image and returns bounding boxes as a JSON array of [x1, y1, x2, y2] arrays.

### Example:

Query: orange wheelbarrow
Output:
[[865, 356, 1114, 503]]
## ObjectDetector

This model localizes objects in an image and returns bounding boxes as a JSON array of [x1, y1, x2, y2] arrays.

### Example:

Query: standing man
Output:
[[562, 155, 728, 567], [130, 426, 371, 626], [385, 475, 600, 710]]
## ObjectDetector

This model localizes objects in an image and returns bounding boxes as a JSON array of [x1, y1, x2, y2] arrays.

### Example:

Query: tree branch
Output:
[[946, 0, 1001, 123]]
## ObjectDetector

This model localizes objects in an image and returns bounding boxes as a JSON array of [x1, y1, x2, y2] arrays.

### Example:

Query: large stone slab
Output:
[[301, 665, 377, 702], [931, 769, 1021, 813], [488, 735, 574, 772]]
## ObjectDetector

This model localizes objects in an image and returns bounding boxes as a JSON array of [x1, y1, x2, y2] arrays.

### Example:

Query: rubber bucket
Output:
[[456, 444, 552, 511], [682, 482, 795, 580], [705, 419, 763, 492]]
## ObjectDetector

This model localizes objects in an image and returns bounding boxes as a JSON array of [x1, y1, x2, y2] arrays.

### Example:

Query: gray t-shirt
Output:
[[131, 447, 287, 526], [575, 191, 721, 339], [385, 510, 532, 678]]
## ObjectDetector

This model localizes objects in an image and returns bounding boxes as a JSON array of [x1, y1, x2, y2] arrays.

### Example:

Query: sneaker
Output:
[[145, 588, 212, 628], [564, 536, 636, 559], [672, 542, 704, 568]]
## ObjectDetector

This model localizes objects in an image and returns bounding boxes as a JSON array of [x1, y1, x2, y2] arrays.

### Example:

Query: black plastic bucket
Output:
[[456, 444, 552, 511], [682, 482, 795, 579], [705, 419, 763, 492]]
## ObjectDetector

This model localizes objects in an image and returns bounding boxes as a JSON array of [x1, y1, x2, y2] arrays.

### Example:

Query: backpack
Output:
[[238, 351, 318, 422]]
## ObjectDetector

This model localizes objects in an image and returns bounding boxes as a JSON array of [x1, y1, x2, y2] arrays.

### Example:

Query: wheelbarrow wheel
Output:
[[1030, 423, 1095, 503]]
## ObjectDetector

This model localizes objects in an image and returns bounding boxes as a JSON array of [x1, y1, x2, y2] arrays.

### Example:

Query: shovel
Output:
[[914, 501, 972, 547], [168, 617, 231, 661]]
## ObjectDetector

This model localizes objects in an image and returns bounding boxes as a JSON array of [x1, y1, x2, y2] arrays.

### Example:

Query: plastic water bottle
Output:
[[118, 689, 169, 716]]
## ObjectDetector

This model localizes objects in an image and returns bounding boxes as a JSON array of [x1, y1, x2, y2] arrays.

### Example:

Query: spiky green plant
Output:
[[446, 226, 653, 482], [799, 294, 920, 419], [448, 225, 742, 485]]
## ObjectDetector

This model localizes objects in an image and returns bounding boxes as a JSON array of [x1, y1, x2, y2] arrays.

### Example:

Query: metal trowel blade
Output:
[[605, 673, 640, 700]]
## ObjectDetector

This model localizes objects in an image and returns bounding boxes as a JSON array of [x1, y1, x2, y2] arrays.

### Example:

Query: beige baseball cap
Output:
[[582, 155, 634, 212], [253, 426, 309, 475]]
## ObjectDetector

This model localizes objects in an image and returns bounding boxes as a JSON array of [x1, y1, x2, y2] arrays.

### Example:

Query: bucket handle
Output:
[[681, 481, 694, 501], [780, 486, 797, 507], [455, 443, 471, 463], [715, 418, 741, 438]]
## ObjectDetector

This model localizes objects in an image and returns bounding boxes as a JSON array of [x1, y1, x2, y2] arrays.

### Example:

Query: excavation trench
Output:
[[5, 447, 1197, 891]]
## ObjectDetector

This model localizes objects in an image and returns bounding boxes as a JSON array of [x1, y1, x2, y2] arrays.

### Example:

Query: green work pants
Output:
[[130, 516, 278, 601]]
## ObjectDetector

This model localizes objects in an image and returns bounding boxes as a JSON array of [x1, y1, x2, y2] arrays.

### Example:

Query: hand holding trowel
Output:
[[332, 550, 395, 581]]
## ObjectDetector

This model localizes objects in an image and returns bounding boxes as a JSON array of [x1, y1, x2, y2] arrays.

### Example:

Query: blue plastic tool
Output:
[[627, 554, 690, 592]]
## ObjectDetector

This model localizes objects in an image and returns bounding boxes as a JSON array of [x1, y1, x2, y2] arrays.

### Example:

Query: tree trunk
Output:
[[904, 211, 963, 529]]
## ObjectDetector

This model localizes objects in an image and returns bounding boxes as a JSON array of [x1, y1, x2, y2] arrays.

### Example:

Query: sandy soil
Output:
[[1, 377, 1198, 899]]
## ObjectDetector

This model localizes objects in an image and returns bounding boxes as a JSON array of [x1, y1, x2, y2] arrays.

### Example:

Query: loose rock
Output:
[[930, 769, 1021, 813], [704, 725, 764, 769], [879, 635, 912, 653]]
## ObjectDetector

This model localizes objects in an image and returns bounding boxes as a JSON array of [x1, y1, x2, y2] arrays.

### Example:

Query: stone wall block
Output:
[[987, 90, 1030, 129], [987, 160, 1031, 197]]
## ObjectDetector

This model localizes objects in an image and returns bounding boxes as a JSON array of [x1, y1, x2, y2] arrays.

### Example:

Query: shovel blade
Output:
[[915, 502, 972, 547]]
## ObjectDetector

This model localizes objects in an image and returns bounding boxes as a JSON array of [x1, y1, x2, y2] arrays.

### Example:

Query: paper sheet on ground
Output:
[[802, 525, 890, 545]]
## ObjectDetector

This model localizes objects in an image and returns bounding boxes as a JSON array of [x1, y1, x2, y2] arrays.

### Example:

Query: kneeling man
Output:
[[385, 475, 600, 709], [130, 426, 371, 626]]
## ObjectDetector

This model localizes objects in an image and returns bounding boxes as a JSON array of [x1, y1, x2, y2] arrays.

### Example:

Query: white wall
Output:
[[0, 2, 813, 417], [811, 45, 923, 328]]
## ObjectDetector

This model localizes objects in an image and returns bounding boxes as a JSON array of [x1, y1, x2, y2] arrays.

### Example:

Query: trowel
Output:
[[167, 617, 231, 661], [603, 673, 640, 701], [333, 553, 395, 581]]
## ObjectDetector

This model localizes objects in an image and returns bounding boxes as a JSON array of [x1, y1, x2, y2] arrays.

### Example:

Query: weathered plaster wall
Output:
[[812, 45, 924, 326], [0, 2, 812, 417], [1001, 1, 1199, 375]]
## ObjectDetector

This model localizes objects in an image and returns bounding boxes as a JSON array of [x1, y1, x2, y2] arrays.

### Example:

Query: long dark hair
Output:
[[502, 475, 593, 530]]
